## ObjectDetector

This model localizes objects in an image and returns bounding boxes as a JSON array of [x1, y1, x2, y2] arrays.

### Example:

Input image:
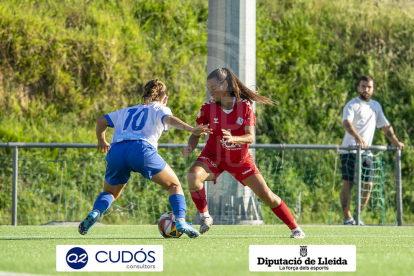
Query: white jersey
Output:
[[104, 102, 172, 149], [340, 97, 389, 155]]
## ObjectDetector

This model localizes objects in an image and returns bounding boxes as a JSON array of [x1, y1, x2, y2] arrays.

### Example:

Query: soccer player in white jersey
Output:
[[340, 75, 404, 225], [78, 79, 211, 238]]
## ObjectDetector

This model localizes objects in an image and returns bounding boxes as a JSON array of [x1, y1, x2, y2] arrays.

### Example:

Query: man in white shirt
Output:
[[340, 75, 404, 225]]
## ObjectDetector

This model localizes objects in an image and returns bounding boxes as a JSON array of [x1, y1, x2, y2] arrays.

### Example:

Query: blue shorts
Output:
[[105, 140, 166, 185]]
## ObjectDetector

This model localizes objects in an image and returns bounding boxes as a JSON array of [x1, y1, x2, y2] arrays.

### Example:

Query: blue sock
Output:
[[169, 194, 187, 219], [92, 192, 114, 216]]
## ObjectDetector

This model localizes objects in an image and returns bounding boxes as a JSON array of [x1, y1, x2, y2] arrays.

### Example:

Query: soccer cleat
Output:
[[343, 217, 355, 226], [199, 215, 213, 234], [175, 220, 200, 238], [290, 229, 306, 239], [78, 210, 100, 235]]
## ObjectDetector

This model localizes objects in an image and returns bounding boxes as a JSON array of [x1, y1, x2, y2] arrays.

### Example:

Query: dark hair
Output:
[[142, 79, 168, 105], [358, 75, 374, 87], [207, 68, 275, 105]]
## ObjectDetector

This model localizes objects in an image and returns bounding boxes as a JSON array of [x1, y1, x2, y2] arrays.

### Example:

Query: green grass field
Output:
[[0, 225, 413, 276]]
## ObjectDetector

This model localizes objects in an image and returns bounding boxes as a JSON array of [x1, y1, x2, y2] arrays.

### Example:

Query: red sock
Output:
[[271, 200, 298, 230], [190, 187, 208, 213]]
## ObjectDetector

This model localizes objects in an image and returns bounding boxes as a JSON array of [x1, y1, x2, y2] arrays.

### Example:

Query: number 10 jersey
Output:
[[104, 102, 172, 149]]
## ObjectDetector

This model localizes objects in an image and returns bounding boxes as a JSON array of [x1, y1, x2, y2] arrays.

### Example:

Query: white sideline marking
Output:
[[0, 272, 52, 276], [1, 234, 413, 239]]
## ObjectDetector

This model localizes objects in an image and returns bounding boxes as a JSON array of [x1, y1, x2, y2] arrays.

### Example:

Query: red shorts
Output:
[[196, 152, 261, 185]]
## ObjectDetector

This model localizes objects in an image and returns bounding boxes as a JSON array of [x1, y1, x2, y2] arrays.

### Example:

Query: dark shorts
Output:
[[105, 140, 166, 185], [340, 153, 374, 183]]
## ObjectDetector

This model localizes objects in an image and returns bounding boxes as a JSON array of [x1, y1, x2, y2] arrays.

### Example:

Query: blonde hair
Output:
[[142, 79, 168, 105], [207, 68, 275, 105]]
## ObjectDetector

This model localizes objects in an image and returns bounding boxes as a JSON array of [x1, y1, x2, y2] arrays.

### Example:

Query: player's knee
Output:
[[340, 199, 348, 206], [187, 169, 203, 184], [256, 190, 273, 203], [342, 180, 352, 188], [166, 181, 181, 191]]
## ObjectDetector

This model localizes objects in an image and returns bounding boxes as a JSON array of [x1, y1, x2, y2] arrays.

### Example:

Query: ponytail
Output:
[[207, 68, 274, 105]]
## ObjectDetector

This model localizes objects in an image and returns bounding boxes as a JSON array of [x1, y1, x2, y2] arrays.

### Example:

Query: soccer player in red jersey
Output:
[[182, 68, 305, 238]]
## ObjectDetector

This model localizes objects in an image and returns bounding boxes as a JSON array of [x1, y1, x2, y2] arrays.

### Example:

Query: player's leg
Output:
[[79, 181, 127, 235], [352, 155, 374, 225], [340, 180, 354, 224], [125, 140, 199, 238], [360, 181, 373, 211], [96, 180, 127, 215], [187, 160, 217, 234], [79, 142, 130, 235], [241, 174, 305, 238], [350, 181, 373, 226], [187, 160, 215, 208], [340, 153, 355, 225], [151, 164, 200, 238]]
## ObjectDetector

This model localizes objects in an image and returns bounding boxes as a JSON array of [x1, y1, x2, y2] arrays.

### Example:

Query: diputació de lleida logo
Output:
[[300, 246, 308, 257]]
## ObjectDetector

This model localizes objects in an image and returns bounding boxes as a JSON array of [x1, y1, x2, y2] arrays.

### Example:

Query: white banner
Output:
[[56, 245, 163, 272], [249, 245, 356, 272]]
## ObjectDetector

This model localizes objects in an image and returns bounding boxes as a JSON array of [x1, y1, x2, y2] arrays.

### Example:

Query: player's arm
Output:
[[163, 116, 212, 136], [381, 124, 405, 148], [342, 120, 366, 148], [222, 125, 255, 145], [182, 132, 202, 158], [182, 104, 210, 158], [182, 123, 209, 158], [96, 116, 111, 153]]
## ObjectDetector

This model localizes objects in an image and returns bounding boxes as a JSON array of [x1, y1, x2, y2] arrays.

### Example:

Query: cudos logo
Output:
[[66, 247, 88, 270]]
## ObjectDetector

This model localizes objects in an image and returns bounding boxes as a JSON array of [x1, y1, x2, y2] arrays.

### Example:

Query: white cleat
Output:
[[290, 229, 306, 239], [343, 217, 355, 225], [199, 215, 213, 234]]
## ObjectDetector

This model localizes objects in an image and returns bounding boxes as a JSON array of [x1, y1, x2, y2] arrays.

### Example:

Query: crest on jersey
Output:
[[214, 118, 219, 123], [236, 117, 243, 125]]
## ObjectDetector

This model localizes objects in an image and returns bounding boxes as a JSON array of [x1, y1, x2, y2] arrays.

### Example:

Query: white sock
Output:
[[176, 217, 185, 222], [200, 211, 210, 218], [292, 227, 302, 232]]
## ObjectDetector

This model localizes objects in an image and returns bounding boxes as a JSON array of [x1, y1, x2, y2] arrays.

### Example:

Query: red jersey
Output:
[[196, 98, 256, 164]]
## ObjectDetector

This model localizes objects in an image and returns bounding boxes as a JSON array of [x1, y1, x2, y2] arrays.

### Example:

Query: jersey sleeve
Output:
[[104, 110, 119, 128], [342, 102, 354, 123], [245, 103, 256, 126], [376, 104, 389, 128], [156, 106, 173, 132], [196, 104, 209, 125]]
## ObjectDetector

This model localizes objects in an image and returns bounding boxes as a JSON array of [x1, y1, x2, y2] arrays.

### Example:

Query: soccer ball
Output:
[[158, 211, 182, 238]]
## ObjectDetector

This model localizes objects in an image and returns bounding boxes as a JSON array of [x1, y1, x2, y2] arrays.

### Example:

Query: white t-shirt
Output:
[[340, 97, 389, 155], [104, 102, 172, 149]]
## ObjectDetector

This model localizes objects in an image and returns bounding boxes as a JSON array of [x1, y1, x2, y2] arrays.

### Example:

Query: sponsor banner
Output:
[[56, 245, 163, 272], [249, 245, 356, 272]]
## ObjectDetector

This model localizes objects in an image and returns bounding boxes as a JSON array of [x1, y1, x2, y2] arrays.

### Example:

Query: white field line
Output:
[[1, 234, 413, 238]]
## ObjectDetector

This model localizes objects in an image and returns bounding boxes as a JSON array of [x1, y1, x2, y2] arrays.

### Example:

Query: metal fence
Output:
[[0, 142, 403, 226]]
